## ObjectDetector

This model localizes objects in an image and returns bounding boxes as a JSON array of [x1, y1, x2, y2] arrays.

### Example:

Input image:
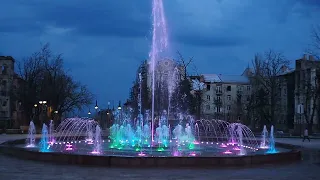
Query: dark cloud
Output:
[[176, 34, 248, 47], [0, 0, 152, 38]]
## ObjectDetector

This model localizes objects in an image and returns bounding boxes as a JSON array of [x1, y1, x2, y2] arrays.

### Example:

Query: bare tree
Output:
[[250, 50, 290, 127], [310, 25, 320, 59], [176, 51, 193, 79], [17, 43, 93, 125]]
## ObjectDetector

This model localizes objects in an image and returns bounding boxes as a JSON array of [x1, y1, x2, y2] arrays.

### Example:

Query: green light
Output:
[[157, 147, 164, 151]]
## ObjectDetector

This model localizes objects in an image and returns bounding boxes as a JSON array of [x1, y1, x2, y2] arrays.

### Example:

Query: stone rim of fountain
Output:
[[0, 138, 302, 168]]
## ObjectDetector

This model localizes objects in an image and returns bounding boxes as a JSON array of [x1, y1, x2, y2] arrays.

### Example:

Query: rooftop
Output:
[[201, 74, 249, 84], [0, 56, 15, 62]]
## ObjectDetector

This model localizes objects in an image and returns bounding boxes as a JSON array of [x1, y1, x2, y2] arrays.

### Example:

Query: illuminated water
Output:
[[49, 120, 55, 144], [260, 125, 269, 149], [25, 121, 36, 148], [20, 0, 286, 158], [39, 123, 49, 152], [267, 125, 278, 153]]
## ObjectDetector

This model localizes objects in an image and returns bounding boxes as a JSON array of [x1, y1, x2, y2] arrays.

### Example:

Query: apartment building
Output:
[[293, 55, 320, 132], [0, 56, 26, 128], [200, 73, 251, 122], [0, 56, 14, 127]]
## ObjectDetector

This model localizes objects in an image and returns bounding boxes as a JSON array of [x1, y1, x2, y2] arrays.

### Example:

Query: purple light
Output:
[[259, 146, 269, 149], [173, 151, 181, 156], [223, 150, 232, 154], [91, 151, 101, 154], [138, 153, 146, 156], [65, 144, 73, 151], [233, 147, 241, 151], [189, 152, 197, 156], [220, 143, 227, 148]]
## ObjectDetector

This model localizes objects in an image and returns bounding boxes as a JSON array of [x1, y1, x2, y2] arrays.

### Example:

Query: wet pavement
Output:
[[0, 134, 319, 180]]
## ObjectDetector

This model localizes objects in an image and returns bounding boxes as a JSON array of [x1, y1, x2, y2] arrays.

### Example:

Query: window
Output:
[[207, 95, 210, 101], [206, 84, 210, 90], [216, 86, 222, 93], [247, 86, 251, 91], [216, 96, 221, 102], [227, 105, 231, 110], [206, 105, 210, 110], [216, 106, 221, 113], [237, 85, 243, 94], [226, 86, 231, 91], [283, 88, 287, 95], [227, 95, 231, 101], [2, 100, 7, 106], [1, 65, 7, 75], [237, 116, 241, 121]]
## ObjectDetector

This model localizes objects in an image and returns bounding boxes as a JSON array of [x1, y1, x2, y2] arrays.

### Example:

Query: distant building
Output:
[[293, 55, 320, 133], [0, 56, 26, 129], [0, 56, 14, 127], [276, 66, 295, 130], [199, 72, 251, 122], [147, 58, 185, 89]]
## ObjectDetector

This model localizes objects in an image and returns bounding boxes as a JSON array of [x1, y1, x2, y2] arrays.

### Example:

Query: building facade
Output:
[[293, 55, 320, 133], [0, 56, 27, 129], [0, 56, 15, 127], [147, 58, 184, 89], [200, 73, 251, 122]]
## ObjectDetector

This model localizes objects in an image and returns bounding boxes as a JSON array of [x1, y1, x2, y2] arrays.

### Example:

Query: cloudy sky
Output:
[[0, 0, 319, 110]]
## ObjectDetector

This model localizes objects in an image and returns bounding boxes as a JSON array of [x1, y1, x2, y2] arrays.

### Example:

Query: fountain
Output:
[[260, 125, 268, 149], [91, 125, 102, 154], [237, 125, 246, 155], [26, 121, 36, 148], [3, 0, 299, 168], [39, 123, 49, 152], [49, 120, 55, 144], [149, 0, 169, 142], [267, 125, 278, 153]]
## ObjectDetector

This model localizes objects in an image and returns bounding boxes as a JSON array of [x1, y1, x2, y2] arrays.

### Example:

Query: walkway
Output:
[[0, 135, 319, 180]]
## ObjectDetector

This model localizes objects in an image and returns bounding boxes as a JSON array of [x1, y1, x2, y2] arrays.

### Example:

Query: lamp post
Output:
[[53, 110, 58, 122], [38, 100, 47, 125], [88, 109, 91, 117]]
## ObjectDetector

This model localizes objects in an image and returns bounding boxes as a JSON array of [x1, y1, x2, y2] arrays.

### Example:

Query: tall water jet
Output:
[[149, 0, 169, 142], [48, 120, 55, 144], [260, 125, 268, 149], [267, 125, 277, 153], [39, 123, 49, 152], [86, 121, 94, 144], [92, 125, 102, 154], [237, 126, 246, 155], [26, 121, 36, 148]]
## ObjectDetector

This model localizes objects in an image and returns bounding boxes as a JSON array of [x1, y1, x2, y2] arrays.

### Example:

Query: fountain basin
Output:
[[0, 138, 301, 168]]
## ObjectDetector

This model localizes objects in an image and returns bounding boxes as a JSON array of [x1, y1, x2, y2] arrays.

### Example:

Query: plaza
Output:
[[0, 134, 319, 180]]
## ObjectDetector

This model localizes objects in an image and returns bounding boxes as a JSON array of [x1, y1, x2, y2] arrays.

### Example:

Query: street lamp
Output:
[[95, 100, 99, 110], [88, 109, 91, 116], [34, 104, 37, 107], [38, 100, 47, 124], [117, 101, 121, 110]]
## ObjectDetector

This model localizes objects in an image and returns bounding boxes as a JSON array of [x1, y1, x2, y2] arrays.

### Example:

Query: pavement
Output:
[[0, 134, 319, 180]]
